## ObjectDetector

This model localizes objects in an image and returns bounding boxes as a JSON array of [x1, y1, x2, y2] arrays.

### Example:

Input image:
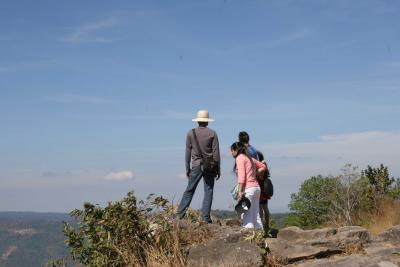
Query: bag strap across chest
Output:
[[192, 129, 204, 158]]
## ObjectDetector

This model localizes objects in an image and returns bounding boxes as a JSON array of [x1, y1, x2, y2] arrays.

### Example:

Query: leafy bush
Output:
[[285, 164, 400, 230], [63, 191, 186, 267], [284, 175, 337, 228], [389, 178, 400, 199], [361, 164, 400, 208]]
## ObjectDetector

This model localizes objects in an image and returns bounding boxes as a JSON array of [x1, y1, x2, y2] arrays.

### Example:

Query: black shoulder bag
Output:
[[192, 129, 218, 176], [263, 167, 274, 198]]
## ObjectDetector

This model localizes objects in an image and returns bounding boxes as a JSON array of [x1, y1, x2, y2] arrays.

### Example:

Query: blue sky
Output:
[[1, 0, 399, 212]]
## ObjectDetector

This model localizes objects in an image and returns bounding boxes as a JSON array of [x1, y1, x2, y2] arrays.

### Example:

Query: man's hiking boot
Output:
[[203, 218, 213, 224]]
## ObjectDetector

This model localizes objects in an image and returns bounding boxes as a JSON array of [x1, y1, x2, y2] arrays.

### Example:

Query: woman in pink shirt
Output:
[[231, 142, 266, 229]]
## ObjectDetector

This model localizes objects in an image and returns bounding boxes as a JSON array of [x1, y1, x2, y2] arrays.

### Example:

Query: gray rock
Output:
[[267, 225, 373, 265], [224, 218, 241, 227], [364, 242, 400, 257], [185, 222, 400, 266], [336, 226, 371, 241], [278, 225, 370, 250], [328, 226, 371, 248], [187, 238, 264, 267], [378, 226, 400, 243], [377, 261, 399, 267], [292, 254, 395, 267], [290, 237, 400, 267], [278, 227, 337, 243], [277, 226, 304, 242], [267, 238, 341, 264], [291, 245, 400, 267]]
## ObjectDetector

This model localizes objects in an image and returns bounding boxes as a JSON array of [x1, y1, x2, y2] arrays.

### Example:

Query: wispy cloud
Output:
[[41, 171, 60, 178], [329, 79, 400, 93], [45, 94, 107, 104], [62, 17, 120, 44], [216, 28, 312, 54], [253, 131, 400, 211], [98, 109, 193, 121], [285, 28, 311, 41], [105, 171, 134, 181], [160, 110, 193, 119], [381, 61, 400, 68], [262, 131, 400, 177], [267, 28, 312, 47], [0, 59, 57, 74]]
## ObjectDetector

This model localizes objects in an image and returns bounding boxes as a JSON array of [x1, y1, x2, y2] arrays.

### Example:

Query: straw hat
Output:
[[192, 110, 215, 122]]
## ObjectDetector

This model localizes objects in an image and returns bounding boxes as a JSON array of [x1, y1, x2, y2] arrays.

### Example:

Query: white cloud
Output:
[[105, 171, 135, 181], [2, 131, 399, 212], [280, 131, 399, 159], [261, 131, 400, 179], [63, 17, 119, 44], [254, 131, 400, 211]]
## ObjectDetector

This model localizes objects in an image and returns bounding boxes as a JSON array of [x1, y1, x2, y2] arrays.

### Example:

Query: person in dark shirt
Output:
[[177, 110, 221, 223], [257, 151, 270, 237], [238, 131, 259, 160]]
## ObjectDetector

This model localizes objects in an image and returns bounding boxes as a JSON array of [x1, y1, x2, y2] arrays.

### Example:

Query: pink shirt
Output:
[[236, 154, 266, 189]]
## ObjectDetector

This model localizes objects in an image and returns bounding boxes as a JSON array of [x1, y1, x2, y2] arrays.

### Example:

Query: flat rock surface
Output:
[[286, 226, 400, 266], [266, 238, 341, 264], [291, 245, 400, 267], [378, 226, 400, 243], [187, 239, 263, 267], [184, 222, 400, 267]]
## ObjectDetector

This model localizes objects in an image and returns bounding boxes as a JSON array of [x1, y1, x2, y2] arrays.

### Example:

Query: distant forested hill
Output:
[[0, 212, 73, 267]]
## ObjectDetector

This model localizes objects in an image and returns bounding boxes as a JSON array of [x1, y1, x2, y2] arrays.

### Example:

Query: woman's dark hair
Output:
[[256, 150, 270, 178], [238, 131, 250, 144], [230, 141, 247, 156], [231, 141, 253, 172], [257, 151, 264, 161]]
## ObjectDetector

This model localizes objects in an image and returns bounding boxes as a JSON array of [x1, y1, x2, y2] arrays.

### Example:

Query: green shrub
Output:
[[284, 175, 337, 228], [63, 192, 185, 267], [286, 164, 399, 229]]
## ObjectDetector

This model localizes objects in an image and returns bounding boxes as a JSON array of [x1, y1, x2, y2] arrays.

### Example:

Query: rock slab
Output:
[[187, 238, 263, 267]]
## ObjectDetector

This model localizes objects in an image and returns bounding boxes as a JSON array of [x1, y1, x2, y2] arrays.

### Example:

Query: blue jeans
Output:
[[177, 166, 215, 221]]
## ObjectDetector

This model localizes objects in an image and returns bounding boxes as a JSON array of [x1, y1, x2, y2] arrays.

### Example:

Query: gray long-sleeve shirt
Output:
[[185, 126, 220, 171]]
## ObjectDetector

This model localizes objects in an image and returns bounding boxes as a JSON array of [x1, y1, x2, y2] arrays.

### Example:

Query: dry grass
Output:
[[264, 255, 282, 267], [116, 219, 186, 267], [364, 198, 400, 235], [116, 207, 217, 267], [343, 243, 365, 255]]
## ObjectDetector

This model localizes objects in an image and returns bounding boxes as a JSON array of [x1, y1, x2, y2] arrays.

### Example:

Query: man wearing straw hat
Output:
[[177, 110, 221, 223]]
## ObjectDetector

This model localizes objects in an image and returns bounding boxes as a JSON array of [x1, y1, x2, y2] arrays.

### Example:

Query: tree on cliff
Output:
[[285, 164, 399, 228], [284, 175, 337, 227]]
